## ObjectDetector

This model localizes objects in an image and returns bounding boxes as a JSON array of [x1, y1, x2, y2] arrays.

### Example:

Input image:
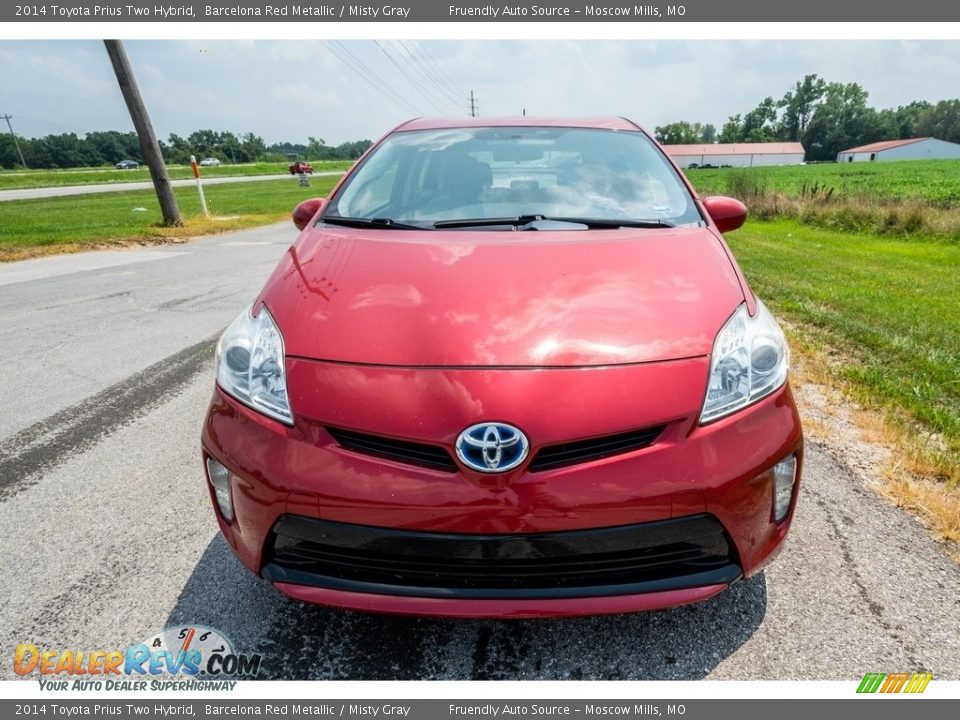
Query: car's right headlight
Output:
[[700, 300, 789, 424], [216, 303, 293, 425]]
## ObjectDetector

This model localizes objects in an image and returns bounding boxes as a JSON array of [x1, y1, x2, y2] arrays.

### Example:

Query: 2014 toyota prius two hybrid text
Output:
[[201, 117, 803, 619]]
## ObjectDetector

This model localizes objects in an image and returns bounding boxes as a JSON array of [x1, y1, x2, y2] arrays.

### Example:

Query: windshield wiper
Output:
[[433, 215, 548, 229], [321, 216, 427, 230], [546, 217, 675, 229], [433, 215, 674, 230]]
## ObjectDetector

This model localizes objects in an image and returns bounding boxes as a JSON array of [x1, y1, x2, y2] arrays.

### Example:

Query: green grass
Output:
[[687, 159, 960, 207], [0, 175, 342, 254], [728, 218, 960, 476], [0, 161, 353, 191]]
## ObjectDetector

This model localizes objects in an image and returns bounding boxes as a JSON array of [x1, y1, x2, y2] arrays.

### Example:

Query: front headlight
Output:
[[216, 304, 293, 425], [700, 300, 789, 424]]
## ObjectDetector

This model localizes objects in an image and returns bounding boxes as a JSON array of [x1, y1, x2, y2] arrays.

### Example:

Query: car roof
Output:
[[395, 117, 645, 133]]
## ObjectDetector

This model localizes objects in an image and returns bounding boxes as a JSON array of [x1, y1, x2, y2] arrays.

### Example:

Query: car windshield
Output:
[[323, 126, 702, 228]]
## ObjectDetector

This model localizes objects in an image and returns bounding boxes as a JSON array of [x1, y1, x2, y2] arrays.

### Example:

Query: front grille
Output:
[[262, 514, 741, 599], [529, 426, 666, 471], [326, 427, 457, 472], [328, 425, 666, 474]]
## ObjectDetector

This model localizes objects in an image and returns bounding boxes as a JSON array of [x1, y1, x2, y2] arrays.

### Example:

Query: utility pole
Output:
[[1, 115, 28, 170], [103, 40, 182, 227], [469, 91, 478, 118]]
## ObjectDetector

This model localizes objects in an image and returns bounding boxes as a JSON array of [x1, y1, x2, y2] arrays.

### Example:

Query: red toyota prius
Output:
[[201, 117, 803, 619]]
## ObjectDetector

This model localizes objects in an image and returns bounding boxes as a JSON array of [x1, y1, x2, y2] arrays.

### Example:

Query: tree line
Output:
[[0, 129, 373, 170], [654, 75, 960, 161]]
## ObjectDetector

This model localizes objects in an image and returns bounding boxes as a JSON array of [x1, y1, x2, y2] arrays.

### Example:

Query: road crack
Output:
[[805, 480, 926, 670], [0, 333, 220, 503]]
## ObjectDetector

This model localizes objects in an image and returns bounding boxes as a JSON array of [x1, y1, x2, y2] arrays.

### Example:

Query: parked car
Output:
[[114, 160, 139, 170], [288, 160, 313, 175], [202, 117, 802, 618], [199, 157, 221, 167]]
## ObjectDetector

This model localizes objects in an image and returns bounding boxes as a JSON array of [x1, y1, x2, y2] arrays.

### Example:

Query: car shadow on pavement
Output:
[[167, 534, 767, 680]]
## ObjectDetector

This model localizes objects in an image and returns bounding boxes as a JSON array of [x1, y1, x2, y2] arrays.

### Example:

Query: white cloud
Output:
[[1, 39, 958, 144]]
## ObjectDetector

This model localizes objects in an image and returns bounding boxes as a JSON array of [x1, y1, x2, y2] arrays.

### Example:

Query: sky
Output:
[[1, 39, 959, 145]]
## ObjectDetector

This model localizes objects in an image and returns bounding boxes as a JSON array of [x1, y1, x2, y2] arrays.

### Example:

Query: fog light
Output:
[[773, 454, 798, 522], [206, 458, 234, 521]]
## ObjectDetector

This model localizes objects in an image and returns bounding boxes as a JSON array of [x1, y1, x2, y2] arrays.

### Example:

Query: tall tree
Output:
[[879, 101, 931, 139], [654, 122, 701, 145], [916, 99, 960, 143], [718, 115, 744, 143], [803, 82, 885, 160], [741, 97, 779, 142], [778, 74, 827, 141], [240, 132, 266, 162]]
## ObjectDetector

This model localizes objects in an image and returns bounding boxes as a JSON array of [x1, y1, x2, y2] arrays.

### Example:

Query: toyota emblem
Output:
[[455, 422, 529, 473]]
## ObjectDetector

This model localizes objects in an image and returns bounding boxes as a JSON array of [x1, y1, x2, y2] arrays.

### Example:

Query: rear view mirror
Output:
[[701, 196, 747, 234], [293, 198, 327, 231], [491, 143, 545, 162]]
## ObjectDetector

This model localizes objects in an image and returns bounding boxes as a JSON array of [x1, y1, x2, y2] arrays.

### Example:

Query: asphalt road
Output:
[[0, 172, 343, 202], [1, 223, 958, 680]]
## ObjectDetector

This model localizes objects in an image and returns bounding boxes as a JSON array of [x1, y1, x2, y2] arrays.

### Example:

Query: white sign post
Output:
[[190, 154, 209, 217]]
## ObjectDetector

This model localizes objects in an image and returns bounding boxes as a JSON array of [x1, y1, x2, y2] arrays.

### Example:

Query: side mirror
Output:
[[702, 196, 747, 234], [292, 197, 326, 231]]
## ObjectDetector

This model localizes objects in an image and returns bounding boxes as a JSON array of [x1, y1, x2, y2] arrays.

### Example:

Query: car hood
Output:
[[261, 225, 745, 367]]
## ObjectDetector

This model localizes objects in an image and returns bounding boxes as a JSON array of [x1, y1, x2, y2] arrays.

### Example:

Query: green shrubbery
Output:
[[689, 163, 960, 241]]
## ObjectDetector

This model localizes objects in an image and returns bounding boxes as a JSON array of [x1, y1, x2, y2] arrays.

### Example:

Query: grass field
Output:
[[0, 161, 353, 191], [728, 219, 960, 483], [687, 159, 960, 206], [0, 175, 342, 258]]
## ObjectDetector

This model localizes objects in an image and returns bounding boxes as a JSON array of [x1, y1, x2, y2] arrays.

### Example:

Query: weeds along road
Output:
[[1, 223, 958, 680], [0, 172, 344, 202]]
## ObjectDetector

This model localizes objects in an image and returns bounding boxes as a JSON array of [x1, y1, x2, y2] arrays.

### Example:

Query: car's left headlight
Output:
[[700, 300, 789, 424], [216, 303, 293, 425]]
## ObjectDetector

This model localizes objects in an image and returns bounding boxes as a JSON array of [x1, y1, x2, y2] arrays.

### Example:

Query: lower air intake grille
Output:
[[326, 427, 457, 472], [529, 426, 666, 471], [262, 514, 741, 600]]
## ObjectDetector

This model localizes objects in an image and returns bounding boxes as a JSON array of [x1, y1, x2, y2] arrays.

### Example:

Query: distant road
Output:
[[0, 171, 344, 202]]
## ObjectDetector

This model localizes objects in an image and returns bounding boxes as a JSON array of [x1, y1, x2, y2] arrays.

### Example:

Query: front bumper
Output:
[[201, 357, 802, 618]]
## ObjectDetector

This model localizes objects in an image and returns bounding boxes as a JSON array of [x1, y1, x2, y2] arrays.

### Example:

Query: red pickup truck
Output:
[[288, 161, 313, 175]]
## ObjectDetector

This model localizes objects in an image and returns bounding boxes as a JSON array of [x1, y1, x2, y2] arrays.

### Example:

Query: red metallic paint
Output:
[[201, 118, 803, 618], [292, 198, 326, 231], [702, 196, 749, 234], [201, 376, 802, 616], [271, 582, 729, 620], [260, 226, 745, 367]]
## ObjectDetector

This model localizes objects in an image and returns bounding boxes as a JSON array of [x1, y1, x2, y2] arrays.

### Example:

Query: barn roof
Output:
[[663, 142, 805, 156], [839, 137, 932, 154]]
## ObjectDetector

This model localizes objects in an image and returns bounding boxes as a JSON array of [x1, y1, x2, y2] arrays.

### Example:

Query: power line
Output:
[[325, 41, 420, 115], [0, 115, 28, 169], [322, 41, 422, 116], [13, 114, 95, 135], [374, 40, 462, 115], [396, 40, 463, 107], [394, 40, 461, 107], [416, 42, 463, 99]]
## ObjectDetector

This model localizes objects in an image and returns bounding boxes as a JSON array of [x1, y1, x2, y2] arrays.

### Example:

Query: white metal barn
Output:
[[836, 137, 960, 162], [663, 142, 806, 169]]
